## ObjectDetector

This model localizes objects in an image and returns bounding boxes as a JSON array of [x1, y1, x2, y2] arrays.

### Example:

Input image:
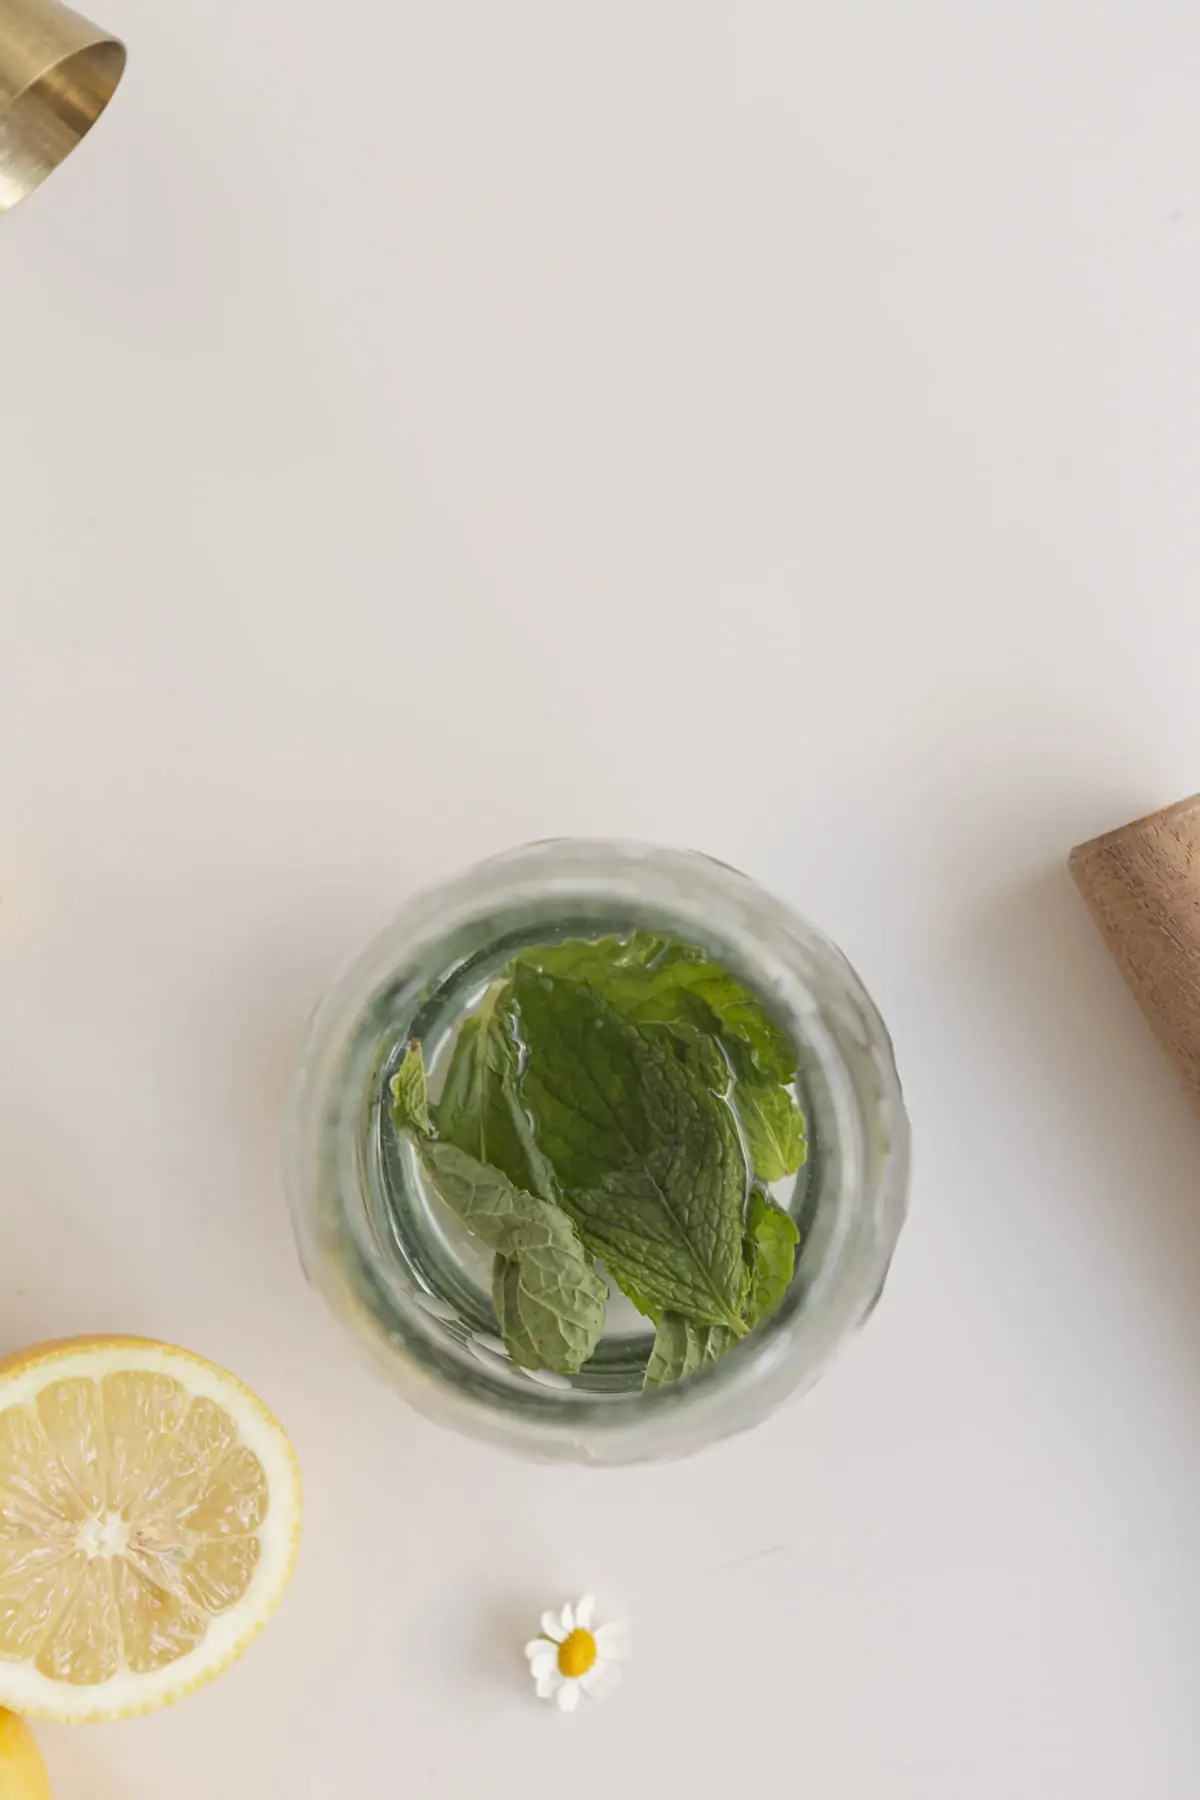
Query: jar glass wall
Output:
[[284, 840, 909, 1465]]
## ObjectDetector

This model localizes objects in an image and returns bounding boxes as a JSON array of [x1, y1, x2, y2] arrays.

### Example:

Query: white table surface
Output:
[[4, 2, 1200, 1794]]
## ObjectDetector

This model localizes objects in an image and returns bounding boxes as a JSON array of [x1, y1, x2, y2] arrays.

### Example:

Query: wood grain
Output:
[[1070, 795, 1200, 1117]]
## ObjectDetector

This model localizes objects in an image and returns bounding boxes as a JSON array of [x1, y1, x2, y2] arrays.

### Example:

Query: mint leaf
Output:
[[744, 1187, 800, 1329], [417, 1139, 607, 1375], [435, 985, 555, 1200], [392, 1040, 433, 1135], [521, 933, 796, 1081], [519, 933, 661, 978], [642, 1194, 798, 1388], [727, 1043, 807, 1183], [644, 1314, 733, 1388], [514, 969, 750, 1333], [627, 946, 797, 1084], [492, 1256, 542, 1370], [518, 932, 667, 984], [391, 1049, 605, 1375], [520, 934, 807, 1182]]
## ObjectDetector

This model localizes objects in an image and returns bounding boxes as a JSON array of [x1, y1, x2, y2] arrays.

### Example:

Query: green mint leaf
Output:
[[518, 932, 668, 983], [566, 1167, 750, 1330], [435, 985, 555, 1200], [496, 1229, 608, 1376], [415, 1138, 606, 1375], [644, 1314, 734, 1389], [514, 968, 750, 1332], [744, 1187, 800, 1329], [735, 1079, 806, 1183], [643, 1191, 799, 1388], [727, 1042, 807, 1182], [659, 1019, 732, 1095], [391, 1047, 606, 1374], [492, 1255, 543, 1370], [521, 933, 797, 1082], [520, 933, 806, 1181], [391, 1040, 433, 1135], [631, 950, 797, 1084]]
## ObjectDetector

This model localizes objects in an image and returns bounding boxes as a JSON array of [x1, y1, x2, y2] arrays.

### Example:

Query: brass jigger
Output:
[[0, 0, 125, 214]]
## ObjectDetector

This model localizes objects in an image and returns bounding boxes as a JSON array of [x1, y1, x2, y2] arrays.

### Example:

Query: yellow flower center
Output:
[[557, 1628, 598, 1678]]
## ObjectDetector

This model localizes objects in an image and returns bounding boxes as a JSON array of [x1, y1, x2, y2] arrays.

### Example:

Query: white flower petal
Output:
[[535, 1666, 562, 1700], [559, 1602, 575, 1635], [525, 1639, 553, 1662], [529, 1652, 558, 1682], [556, 1678, 581, 1713], [575, 1594, 595, 1629], [595, 1621, 631, 1660], [581, 1662, 621, 1700], [540, 1610, 566, 1643]]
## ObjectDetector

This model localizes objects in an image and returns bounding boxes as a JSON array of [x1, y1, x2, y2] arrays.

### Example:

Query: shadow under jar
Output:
[[285, 840, 909, 1465]]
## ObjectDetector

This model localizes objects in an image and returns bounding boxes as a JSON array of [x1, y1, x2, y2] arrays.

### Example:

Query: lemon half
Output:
[[0, 1338, 301, 1722]]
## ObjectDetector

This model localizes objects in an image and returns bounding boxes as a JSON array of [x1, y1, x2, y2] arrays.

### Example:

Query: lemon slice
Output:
[[0, 1338, 301, 1722]]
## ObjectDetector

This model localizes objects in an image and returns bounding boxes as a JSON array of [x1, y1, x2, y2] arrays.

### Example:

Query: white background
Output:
[[3, 2, 1200, 1794]]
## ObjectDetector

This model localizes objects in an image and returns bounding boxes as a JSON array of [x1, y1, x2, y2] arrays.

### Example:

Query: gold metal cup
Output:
[[0, 0, 125, 214]]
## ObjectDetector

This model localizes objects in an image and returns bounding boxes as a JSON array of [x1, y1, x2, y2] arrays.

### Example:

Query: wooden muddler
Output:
[[1070, 795, 1200, 1117]]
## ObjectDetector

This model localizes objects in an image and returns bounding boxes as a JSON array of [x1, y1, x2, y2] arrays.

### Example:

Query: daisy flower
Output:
[[524, 1595, 630, 1712]]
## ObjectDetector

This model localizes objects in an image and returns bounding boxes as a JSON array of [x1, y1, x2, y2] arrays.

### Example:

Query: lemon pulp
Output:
[[0, 1371, 265, 1682], [0, 1341, 301, 1721]]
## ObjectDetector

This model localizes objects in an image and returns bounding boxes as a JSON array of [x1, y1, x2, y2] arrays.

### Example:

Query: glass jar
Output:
[[284, 840, 909, 1465]]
